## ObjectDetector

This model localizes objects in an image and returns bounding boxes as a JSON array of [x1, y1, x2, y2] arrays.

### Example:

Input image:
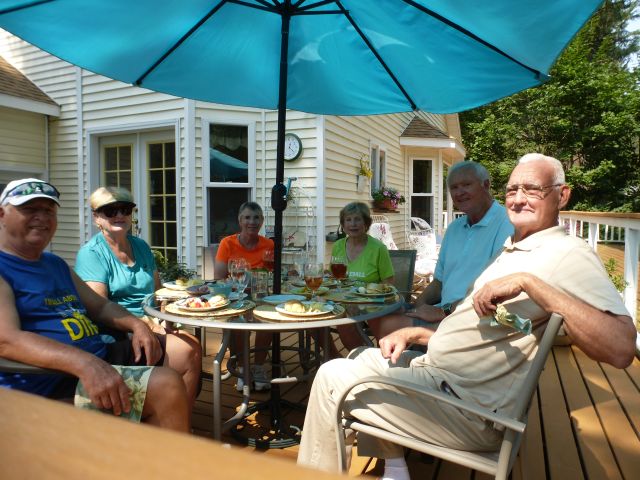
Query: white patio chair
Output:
[[368, 221, 398, 251], [334, 313, 564, 480]]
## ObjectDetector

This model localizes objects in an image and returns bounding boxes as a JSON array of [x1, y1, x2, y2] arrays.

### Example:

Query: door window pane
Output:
[[102, 145, 132, 189], [147, 141, 177, 261], [411, 196, 433, 226], [210, 124, 248, 183], [412, 160, 433, 193], [208, 187, 250, 244]]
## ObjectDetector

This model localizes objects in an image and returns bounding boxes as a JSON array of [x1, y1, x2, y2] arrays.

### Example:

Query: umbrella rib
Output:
[[135, 0, 278, 86], [400, 0, 543, 78], [335, 1, 417, 111], [0, 0, 53, 15]]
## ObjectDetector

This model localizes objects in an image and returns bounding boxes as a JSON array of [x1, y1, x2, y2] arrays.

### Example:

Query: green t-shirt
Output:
[[332, 235, 394, 283]]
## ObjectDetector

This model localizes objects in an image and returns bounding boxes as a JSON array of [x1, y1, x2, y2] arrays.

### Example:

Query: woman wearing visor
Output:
[[75, 187, 202, 408]]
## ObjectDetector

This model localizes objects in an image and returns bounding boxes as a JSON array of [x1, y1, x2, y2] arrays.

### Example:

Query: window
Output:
[[207, 123, 252, 244], [147, 141, 177, 262], [410, 159, 434, 226], [370, 144, 386, 194], [103, 145, 133, 191]]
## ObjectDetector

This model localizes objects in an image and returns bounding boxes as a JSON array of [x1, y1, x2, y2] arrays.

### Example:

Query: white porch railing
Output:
[[559, 211, 640, 325]]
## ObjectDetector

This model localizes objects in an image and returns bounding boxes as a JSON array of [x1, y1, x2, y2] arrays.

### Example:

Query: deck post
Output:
[[623, 227, 639, 324]]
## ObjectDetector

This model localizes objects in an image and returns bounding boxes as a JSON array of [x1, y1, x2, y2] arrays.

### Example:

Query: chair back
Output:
[[335, 313, 564, 480], [389, 249, 416, 301], [369, 222, 398, 250]]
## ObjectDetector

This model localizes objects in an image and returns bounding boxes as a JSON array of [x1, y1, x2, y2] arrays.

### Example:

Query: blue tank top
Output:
[[0, 250, 107, 396]]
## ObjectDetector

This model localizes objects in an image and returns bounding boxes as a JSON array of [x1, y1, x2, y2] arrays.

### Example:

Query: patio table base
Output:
[[230, 398, 304, 449]]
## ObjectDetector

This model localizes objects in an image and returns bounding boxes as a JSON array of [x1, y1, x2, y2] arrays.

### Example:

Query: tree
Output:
[[460, 0, 640, 212]]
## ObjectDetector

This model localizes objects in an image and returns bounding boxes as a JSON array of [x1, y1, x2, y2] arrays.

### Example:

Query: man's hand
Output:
[[405, 304, 446, 323], [472, 273, 528, 317], [77, 357, 131, 416], [130, 321, 163, 366], [378, 329, 410, 365]]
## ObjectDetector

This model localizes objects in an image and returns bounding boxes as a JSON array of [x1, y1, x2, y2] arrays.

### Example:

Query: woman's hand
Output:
[[130, 321, 163, 366]]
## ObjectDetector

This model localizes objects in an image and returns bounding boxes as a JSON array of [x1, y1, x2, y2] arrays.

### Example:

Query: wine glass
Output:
[[262, 249, 275, 294], [304, 262, 324, 300], [228, 258, 249, 299], [330, 255, 348, 292]]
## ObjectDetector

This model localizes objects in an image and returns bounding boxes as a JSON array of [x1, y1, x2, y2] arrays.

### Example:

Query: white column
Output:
[[623, 227, 639, 323]]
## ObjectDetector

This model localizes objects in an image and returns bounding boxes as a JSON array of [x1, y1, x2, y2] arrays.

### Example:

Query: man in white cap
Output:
[[0, 178, 194, 431]]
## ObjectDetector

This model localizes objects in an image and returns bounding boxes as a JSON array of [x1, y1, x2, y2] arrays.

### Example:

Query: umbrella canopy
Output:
[[0, 0, 602, 292]]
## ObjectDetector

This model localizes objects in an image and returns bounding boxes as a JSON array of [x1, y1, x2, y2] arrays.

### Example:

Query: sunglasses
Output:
[[2, 181, 60, 201], [97, 203, 135, 218]]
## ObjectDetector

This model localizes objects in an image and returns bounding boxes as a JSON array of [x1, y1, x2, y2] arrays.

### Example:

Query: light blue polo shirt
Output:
[[435, 200, 513, 306]]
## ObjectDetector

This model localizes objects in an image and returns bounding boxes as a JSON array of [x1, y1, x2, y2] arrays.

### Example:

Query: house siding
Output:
[[1, 29, 463, 274]]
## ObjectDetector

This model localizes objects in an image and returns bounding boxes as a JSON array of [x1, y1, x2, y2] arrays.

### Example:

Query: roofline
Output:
[[399, 136, 466, 158], [0, 92, 60, 116]]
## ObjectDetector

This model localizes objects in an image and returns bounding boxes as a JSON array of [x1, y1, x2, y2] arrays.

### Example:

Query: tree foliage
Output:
[[460, 0, 640, 211]]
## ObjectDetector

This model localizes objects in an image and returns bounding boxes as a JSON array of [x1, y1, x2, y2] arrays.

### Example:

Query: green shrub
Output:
[[603, 258, 627, 293], [152, 250, 196, 282]]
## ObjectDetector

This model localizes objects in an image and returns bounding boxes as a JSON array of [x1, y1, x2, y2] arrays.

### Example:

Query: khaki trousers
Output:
[[296, 347, 500, 474]]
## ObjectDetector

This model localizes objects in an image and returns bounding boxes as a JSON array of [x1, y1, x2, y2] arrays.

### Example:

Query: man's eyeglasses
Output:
[[2, 181, 60, 201], [96, 203, 135, 218], [505, 183, 563, 200]]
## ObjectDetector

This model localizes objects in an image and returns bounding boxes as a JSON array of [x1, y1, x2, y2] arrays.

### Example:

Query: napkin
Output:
[[490, 304, 532, 335]]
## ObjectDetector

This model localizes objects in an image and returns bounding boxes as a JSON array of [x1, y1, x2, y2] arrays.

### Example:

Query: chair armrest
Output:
[[334, 375, 526, 434], [0, 357, 63, 375]]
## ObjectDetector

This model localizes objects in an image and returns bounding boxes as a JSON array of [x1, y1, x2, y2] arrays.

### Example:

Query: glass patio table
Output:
[[142, 293, 402, 447]]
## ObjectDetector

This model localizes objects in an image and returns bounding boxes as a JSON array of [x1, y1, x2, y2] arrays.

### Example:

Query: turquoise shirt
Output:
[[435, 200, 513, 306], [332, 235, 394, 283], [75, 233, 157, 317]]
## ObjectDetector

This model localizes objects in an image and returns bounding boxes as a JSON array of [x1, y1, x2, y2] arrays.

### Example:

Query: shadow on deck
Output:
[[190, 328, 640, 479]]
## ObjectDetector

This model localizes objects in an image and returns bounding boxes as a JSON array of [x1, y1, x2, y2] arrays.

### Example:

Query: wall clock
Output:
[[283, 132, 303, 161]]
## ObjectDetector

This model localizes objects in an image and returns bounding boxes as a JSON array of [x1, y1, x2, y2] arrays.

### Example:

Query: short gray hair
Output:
[[517, 153, 565, 184], [447, 160, 490, 186]]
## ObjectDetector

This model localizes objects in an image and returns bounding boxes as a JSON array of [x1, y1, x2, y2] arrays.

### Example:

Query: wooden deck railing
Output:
[[559, 211, 640, 326]]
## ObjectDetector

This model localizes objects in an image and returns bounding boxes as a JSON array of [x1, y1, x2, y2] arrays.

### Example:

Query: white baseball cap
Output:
[[0, 178, 61, 206]]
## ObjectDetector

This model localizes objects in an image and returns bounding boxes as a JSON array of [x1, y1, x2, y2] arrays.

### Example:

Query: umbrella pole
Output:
[[268, 3, 297, 445]]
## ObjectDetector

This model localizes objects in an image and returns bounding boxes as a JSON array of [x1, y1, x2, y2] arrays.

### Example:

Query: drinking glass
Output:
[[228, 258, 249, 298], [330, 255, 348, 292], [304, 262, 324, 300], [262, 248, 275, 294]]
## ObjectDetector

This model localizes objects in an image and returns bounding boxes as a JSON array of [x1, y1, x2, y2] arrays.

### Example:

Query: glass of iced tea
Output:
[[262, 249, 275, 273], [304, 262, 324, 300], [330, 255, 347, 290]]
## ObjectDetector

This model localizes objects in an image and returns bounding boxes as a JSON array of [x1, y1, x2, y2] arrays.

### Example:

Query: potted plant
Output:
[[357, 153, 373, 193], [372, 186, 406, 210], [152, 250, 197, 283]]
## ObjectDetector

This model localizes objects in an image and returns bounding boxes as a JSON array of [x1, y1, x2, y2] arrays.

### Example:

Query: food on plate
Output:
[[282, 300, 327, 314], [283, 300, 306, 313], [186, 284, 210, 296], [182, 294, 226, 309], [175, 278, 188, 286], [187, 277, 204, 286], [357, 283, 394, 294]]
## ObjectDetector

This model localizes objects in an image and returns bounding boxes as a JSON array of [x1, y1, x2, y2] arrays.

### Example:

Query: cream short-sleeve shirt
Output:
[[413, 226, 629, 415]]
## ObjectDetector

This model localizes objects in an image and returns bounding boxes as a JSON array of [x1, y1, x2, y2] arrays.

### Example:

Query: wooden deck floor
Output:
[[190, 329, 640, 479]]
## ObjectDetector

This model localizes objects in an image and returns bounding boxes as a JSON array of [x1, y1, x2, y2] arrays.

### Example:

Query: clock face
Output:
[[284, 133, 302, 161]]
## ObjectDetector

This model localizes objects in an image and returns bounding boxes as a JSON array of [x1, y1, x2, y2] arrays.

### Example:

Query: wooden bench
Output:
[[0, 388, 344, 480]]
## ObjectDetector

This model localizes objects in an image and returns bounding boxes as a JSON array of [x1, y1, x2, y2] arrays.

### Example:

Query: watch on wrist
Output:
[[441, 303, 453, 316]]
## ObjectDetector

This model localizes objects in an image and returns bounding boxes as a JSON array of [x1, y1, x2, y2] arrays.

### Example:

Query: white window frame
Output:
[[201, 114, 256, 244], [369, 141, 387, 194], [409, 156, 436, 226]]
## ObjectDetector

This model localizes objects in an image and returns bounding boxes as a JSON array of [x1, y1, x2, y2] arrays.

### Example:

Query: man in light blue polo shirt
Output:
[[369, 161, 513, 339]]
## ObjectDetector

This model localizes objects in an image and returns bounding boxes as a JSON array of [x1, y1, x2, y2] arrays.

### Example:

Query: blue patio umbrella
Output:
[[0, 0, 602, 294]]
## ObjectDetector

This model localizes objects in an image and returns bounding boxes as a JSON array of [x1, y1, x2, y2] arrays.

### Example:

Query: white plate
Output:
[[275, 301, 334, 317], [285, 286, 330, 296], [262, 294, 306, 305], [163, 281, 205, 291], [353, 286, 397, 297], [175, 297, 230, 312], [291, 279, 338, 288]]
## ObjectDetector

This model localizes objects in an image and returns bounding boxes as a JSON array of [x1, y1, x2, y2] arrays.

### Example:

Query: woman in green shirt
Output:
[[332, 202, 394, 351]]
